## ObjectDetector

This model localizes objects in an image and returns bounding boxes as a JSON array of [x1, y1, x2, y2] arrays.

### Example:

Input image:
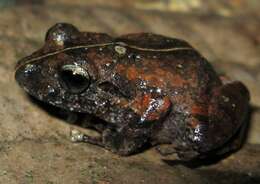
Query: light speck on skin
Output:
[[140, 81, 147, 89], [73, 62, 79, 66], [193, 124, 203, 142], [24, 64, 37, 75], [99, 101, 106, 107], [127, 114, 133, 119], [116, 99, 121, 104], [49, 101, 55, 106], [53, 32, 66, 46], [38, 93, 43, 100], [156, 88, 162, 93], [177, 64, 183, 69], [23, 86, 29, 93], [184, 110, 190, 115], [136, 55, 141, 59], [115, 45, 127, 55], [222, 95, 230, 102], [55, 100, 62, 105], [47, 85, 55, 94]]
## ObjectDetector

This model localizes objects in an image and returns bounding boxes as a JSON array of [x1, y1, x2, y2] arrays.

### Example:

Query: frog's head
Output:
[[15, 23, 135, 120]]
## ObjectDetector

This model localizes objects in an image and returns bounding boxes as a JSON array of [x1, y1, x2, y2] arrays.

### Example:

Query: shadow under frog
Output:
[[15, 23, 250, 161]]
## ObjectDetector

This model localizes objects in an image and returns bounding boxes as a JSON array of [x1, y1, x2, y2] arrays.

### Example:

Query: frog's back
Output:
[[115, 33, 222, 101], [116, 33, 192, 50]]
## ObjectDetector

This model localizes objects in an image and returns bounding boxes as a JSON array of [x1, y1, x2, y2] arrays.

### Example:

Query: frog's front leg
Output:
[[70, 126, 148, 155], [70, 129, 104, 147], [70, 115, 108, 146], [106, 94, 173, 155], [72, 93, 173, 155], [79, 94, 172, 155], [190, 81, 249, 157]]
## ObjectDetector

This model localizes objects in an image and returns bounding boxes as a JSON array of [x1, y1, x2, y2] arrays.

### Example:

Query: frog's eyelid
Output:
[[61, 64, 90, 78], [15, 42, 193, 71]]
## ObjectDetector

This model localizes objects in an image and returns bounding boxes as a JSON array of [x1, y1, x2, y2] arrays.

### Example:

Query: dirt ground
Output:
[[0, 0, 260, 183]]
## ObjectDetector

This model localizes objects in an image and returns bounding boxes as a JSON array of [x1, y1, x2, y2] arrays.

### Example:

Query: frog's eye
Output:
[[45, 23, 79, 46], [60, 65, 90, 94]]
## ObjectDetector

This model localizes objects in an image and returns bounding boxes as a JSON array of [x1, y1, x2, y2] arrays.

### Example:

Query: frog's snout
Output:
[[15, 62, 43, 94]]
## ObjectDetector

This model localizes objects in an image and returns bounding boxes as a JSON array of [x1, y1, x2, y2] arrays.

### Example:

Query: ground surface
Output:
[[0, 0, 260, 183]]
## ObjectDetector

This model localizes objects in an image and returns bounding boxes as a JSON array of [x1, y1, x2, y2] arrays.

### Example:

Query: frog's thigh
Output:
[[195, 81, 249, 153], [214, 119, 248, 156]]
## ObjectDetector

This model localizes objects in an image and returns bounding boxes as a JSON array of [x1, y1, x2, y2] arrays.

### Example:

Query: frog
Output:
[[15, 23, 250, 160]]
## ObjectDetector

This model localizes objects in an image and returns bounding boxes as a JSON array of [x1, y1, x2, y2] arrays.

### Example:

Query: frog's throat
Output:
[[15, 42, 193, 71]]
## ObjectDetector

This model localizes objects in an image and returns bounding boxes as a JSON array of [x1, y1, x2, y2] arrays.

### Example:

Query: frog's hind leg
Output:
[[213, 116, 248, 156], [192, 81, 250, 155]]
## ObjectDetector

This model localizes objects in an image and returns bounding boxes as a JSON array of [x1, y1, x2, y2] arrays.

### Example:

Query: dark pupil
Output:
[[60, 70, 90, 93]]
